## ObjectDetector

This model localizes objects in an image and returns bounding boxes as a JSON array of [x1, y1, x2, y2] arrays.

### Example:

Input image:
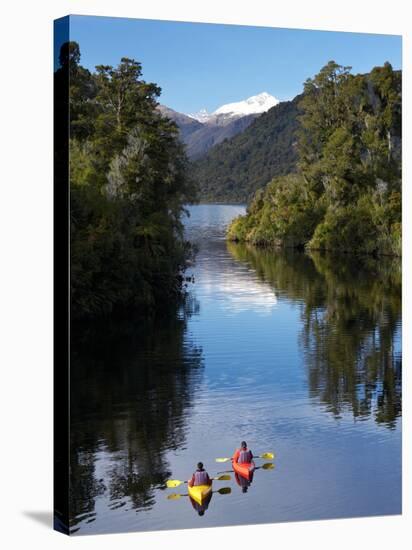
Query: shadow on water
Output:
[[188, 493, 213, 516], [234, 472, 254, 493], [227, 243, 402, 429], [69, 302, 204, 532]]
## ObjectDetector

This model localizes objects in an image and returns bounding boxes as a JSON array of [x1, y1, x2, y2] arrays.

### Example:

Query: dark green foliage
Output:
[[227, 174, 324, 247], [228, 62, 401, 256], [309, 191, 401, 255], [57, 42, 197, 318], [191, 98, 301, 203]]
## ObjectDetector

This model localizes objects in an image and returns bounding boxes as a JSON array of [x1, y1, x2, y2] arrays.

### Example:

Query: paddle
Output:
[[217, 463, 275, 475], [166, 474, 231, 488], [215, 452, 275, 463], [167, 487, 232, 500]]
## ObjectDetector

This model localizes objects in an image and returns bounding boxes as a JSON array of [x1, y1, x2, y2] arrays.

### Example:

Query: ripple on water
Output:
[[70, 204, 401, 534]]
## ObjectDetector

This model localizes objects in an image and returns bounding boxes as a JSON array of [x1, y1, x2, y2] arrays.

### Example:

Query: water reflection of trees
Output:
[[70, 310, 203, 531], [228, 243, 401, 429]]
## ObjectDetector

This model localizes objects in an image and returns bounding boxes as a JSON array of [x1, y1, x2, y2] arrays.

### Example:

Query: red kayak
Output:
[[233, 460, 255, 480]]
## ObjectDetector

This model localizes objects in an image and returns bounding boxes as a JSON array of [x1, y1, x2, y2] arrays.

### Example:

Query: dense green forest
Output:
[[191, 98, 300, 203], [55, 42, 196, 318], [228, 62, 401, 256]]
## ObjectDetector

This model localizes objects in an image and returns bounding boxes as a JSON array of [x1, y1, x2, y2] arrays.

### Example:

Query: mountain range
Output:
[[189, 92, 279, 123], [190, 96, 301, 203], [158, 92, 278, 160]]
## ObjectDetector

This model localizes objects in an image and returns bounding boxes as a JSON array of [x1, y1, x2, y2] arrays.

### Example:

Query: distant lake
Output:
[[70, 204, 401, 534]]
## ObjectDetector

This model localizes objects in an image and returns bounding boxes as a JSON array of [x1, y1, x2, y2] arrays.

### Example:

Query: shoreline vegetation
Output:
[[56, 42, 197, 319], [227, 62, 401, 257]]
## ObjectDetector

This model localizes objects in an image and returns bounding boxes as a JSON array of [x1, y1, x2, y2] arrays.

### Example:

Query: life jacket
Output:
[[238, 449, 252, 464], [194, 469, 209, 485]]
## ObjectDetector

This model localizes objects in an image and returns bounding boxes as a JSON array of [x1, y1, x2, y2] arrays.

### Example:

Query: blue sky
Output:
[[66, 15, 402, 114]]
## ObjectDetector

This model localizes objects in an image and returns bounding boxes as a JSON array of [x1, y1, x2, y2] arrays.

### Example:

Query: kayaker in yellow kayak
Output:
[[188, 462, 212, 488], [187, 462, 213, 515], [232, 441, 255, 465]]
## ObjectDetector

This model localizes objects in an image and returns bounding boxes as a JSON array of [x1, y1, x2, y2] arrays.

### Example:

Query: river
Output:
[[70, 204, 402, 535]]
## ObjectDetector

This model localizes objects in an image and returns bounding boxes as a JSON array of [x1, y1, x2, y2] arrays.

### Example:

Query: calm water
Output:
[[70, 204, 402, 535]]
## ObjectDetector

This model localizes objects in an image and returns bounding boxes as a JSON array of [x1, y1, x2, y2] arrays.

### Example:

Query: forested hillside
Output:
[[157, 105, 203, 142], [228, 62, 401, 256], [56, 42, 196, 319], [158, 104, 258, 159], [191, 98, 300, 203]]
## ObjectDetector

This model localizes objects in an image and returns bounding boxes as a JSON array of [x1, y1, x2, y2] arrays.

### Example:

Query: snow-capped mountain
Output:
[[189, 92, 279, 124], [190, 108, 211, 124], [214, 92, 279, 116], [159, 92, 281, 159]]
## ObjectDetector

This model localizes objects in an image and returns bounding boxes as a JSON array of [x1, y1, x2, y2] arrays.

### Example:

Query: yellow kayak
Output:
[[188, 483, 212, 505]]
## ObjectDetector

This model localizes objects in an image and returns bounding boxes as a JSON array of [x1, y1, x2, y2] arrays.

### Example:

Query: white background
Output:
[[0, 0, 410, 548]]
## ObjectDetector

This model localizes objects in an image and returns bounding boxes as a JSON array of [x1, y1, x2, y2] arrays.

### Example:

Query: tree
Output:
[[228, 61, 401, 256], [62, 42, 197, 317], [93, 58, 161, 164]]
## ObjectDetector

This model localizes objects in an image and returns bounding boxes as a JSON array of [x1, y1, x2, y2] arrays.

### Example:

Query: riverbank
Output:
[[227, 176, 401, 257], [227, 62, 401, 258]]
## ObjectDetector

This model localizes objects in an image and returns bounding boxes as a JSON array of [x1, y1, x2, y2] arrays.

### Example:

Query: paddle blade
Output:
[[217, 487, 232, 495], [262, 462, 275, 470], [215, 458, 231, 463], [166, 479, 183, 488], [167, 493, 182, 500], [258, 452, 275, 460], [214, 474, 231, 481]]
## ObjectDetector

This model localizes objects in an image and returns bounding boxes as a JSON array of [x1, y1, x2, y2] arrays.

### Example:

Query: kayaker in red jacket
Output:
[[232, 441, 255, 465], [188, 462, 212, 487]]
